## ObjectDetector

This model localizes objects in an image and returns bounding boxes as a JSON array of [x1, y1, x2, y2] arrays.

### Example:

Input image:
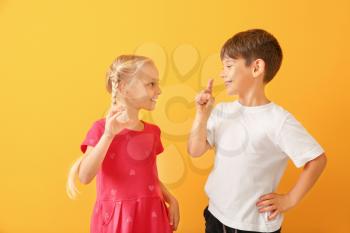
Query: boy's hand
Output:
[[195, 79, 215, 117], [256, 193, 296, 221], [167, 197, 180, 231]]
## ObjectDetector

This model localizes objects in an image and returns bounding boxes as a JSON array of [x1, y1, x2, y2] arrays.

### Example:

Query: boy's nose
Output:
[[220, 70, 225, 78]]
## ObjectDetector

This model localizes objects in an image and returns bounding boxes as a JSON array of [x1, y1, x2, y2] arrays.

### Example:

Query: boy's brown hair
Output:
[[221, 29, 283, 83]]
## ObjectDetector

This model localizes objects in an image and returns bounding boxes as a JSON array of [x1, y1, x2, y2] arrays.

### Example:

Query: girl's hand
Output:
[[195, 79, 215, 117], [256, 193, 296, 221], [104, 106, 136, 137], [167, 197, 180, 231]]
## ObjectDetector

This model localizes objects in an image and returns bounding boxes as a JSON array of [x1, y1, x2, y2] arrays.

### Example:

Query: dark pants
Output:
[[204, 207, 281, 233]]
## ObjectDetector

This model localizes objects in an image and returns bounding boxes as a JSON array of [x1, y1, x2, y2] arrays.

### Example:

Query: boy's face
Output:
[[220, 56, 256, 96]]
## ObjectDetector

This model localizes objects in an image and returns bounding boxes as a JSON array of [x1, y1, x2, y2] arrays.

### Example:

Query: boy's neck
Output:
[[238, 84, 270, 107]]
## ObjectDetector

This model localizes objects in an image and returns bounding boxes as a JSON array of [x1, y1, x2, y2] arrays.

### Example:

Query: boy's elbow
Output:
[[307, 153, 327, 170], [316, 153, 327, 166], [188, 149, 203, 157], [187, 143, 206, 157], [320, 153, 327, 168]]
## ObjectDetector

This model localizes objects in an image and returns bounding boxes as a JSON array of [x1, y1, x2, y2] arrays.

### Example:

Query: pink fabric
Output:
[[81, 119, 172, 233]]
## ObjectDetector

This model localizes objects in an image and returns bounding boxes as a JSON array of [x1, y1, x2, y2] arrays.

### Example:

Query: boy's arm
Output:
[[256, 153, 327, 220], [159, 181, 180, 231], [187, 79, 215, 157], [188, 114, 212, 157]]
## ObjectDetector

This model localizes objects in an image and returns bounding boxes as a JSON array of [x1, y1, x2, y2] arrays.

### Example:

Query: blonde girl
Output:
[[67, 55, 180, 233]]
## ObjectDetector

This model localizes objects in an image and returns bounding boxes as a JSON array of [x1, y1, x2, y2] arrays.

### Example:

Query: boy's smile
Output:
[[221, 56, 252, 96]]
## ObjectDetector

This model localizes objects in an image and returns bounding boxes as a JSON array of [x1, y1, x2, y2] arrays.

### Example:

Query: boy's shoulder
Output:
[[213, 100, 292, 122], [214, 100, 288, 112]]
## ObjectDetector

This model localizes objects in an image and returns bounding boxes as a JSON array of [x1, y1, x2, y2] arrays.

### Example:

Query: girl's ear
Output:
[[252, 59, 265, 78], [117, 80, 126, 95]]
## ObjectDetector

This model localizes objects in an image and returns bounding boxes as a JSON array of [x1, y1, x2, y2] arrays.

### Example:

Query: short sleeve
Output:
[[277, 114, 324, 168], [206, 105, 219, 147], [154, 126, 164, 155], [80, 120, 104, 153]]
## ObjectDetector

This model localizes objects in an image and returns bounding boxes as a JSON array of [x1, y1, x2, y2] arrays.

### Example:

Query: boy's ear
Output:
[[252, 59, 265, 78]]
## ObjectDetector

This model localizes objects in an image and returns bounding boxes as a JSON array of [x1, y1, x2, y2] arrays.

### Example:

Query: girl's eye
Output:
[[226, 65, 232, 68]]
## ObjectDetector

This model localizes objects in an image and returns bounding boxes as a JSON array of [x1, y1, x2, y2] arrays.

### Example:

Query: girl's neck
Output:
[[125, 105, 144, 131]]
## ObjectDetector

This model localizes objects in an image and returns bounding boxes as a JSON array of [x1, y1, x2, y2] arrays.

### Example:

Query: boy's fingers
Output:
[[268, 210, 279, 221], [259, 193, 275, 201], [205, 79, 214, 94], [259, 205, 276, 213], [256, 199, 273, 207]]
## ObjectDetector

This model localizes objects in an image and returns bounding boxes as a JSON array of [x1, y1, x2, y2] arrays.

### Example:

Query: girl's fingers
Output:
[[111, 111, 126, 124], [168, 207, 173, 225], [108, 106, 126, 119], [175, 212, 179, 230]]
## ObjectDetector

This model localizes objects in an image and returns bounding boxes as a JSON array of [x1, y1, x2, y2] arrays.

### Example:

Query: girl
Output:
[[67, 55, 180, 233]]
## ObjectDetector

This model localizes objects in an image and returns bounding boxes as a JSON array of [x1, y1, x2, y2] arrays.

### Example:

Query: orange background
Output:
[[0, 0, 349, 232]]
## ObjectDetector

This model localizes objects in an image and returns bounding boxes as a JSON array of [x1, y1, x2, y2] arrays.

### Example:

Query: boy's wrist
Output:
[[195, 111, 210, 121], [286, 192, 299, 208]]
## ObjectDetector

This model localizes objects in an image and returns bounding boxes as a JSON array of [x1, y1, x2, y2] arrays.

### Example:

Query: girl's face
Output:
[[220, 56, 255, 96], [122, 62, 161, 111]]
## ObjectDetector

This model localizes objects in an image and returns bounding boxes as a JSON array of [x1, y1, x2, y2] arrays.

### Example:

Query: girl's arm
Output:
[[159, 181, 180, 231], [257, 153, 327, 220], [78, 134, 114, 184], [78, 107, 129, 184]]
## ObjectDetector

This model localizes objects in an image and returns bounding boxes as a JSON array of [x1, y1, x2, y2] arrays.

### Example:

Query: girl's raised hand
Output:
[[104, 105, 136, 137]]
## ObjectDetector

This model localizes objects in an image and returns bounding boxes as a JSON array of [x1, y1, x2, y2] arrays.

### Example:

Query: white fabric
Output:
[[205, 101, 324, 232]]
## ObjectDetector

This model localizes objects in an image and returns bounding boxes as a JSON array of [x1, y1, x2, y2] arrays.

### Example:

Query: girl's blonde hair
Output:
[[66, 55, 152, 199]]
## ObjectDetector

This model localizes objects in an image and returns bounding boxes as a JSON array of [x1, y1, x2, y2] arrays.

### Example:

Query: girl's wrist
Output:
[[102, 131, 115, 140], [167, 195, 177, 205]]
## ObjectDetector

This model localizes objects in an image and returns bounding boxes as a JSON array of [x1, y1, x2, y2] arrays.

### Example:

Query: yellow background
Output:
[[1, 0, 349, 232]]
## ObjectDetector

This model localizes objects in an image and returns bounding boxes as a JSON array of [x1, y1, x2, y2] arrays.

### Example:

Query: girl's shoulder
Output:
[[142, 121, 161, 134], [94, 118, 106, 127]]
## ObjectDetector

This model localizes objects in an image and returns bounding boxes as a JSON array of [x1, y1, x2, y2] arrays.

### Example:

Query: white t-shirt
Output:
[[205, 101, 324, 232]]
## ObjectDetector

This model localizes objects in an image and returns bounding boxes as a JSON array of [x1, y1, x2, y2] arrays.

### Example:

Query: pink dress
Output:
[[81, 119, 172, 233]]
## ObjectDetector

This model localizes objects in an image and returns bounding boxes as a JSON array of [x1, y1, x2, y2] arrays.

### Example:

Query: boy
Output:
[[188, 29, 327, 233]]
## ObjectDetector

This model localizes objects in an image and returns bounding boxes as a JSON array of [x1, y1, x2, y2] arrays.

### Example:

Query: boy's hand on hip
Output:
[[195, 79, 215, 117], [256, 193, 296, 221]]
